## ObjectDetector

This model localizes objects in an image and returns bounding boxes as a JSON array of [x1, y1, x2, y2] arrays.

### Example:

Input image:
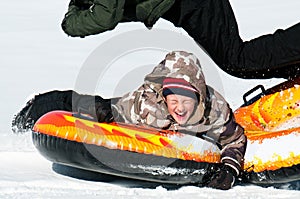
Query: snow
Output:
[[1, 0, 300, 198]]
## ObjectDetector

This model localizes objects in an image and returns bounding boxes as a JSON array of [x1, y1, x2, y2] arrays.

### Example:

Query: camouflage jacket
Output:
[[113, 51, 246, 174], [62, 0, 175, 37]]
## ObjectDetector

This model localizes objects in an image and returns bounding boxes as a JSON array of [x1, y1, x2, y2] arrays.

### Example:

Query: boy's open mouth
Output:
[[175, 112, 187, 118]]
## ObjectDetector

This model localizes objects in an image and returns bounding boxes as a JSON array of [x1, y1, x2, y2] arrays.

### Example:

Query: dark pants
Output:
[[12, 90, 120, 133], [26, 90, 111, 120], [163, 0, 300, 79]]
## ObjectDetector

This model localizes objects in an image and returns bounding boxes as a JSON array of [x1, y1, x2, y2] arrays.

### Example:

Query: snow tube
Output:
[[32, 111, 221, 185], [32, 78, 300, 185], [234, 77, 300, 184]]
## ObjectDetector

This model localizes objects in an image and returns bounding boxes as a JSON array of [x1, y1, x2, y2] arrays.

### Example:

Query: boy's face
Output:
[[165, 94, 196, 125]]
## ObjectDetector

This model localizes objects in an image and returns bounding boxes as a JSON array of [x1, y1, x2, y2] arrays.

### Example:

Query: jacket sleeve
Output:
[[114, 83, 170, 128], [218, 113, 247, 176], [136, 0, 175, 27], [61, 0, 125, 37]]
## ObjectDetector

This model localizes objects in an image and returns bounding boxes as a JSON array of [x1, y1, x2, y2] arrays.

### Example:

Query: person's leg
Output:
[[239, 23, 300, 79], [12, 90, 73, 133], [163, 0, 300, 79], [163, 0, 243, 74], [11, 90, 114, 133]]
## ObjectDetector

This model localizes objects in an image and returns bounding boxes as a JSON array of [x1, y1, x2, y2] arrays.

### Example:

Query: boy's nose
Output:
[[176, 103, 185, 112]]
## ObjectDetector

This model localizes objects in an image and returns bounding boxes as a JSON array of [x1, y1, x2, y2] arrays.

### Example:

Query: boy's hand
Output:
[[206, 165, 237, 190]]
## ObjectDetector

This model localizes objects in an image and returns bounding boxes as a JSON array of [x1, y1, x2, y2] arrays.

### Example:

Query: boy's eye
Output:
[[170, 101, 177, 105], [184, 100, 193, 105]]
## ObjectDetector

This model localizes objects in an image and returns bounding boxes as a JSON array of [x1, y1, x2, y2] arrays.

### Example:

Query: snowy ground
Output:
[[1, 0, 300, 198]]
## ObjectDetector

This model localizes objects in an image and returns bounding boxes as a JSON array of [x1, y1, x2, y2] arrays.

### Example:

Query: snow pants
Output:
[[163, 0, 300, 79], [12, 90, 119, 133]]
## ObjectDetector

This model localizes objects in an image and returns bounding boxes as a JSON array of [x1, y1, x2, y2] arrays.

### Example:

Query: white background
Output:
[[1, 0, 300, 198]]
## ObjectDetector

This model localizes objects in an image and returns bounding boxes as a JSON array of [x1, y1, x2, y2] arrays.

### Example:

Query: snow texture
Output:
[[1, 0, 300, 198]]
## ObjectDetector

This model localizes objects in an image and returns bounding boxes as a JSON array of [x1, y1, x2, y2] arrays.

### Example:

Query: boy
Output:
[[12, 51, 246, 190]]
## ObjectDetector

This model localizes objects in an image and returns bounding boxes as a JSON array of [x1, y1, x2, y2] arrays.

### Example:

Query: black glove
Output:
[[90, 99, 114, 123], [206, 165, 237, 190]]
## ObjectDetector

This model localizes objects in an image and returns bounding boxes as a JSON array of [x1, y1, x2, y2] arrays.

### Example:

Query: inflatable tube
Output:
[[235, 77, 300, 184], [32, 111, 221, 185], [32, 78, 300, 185]]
